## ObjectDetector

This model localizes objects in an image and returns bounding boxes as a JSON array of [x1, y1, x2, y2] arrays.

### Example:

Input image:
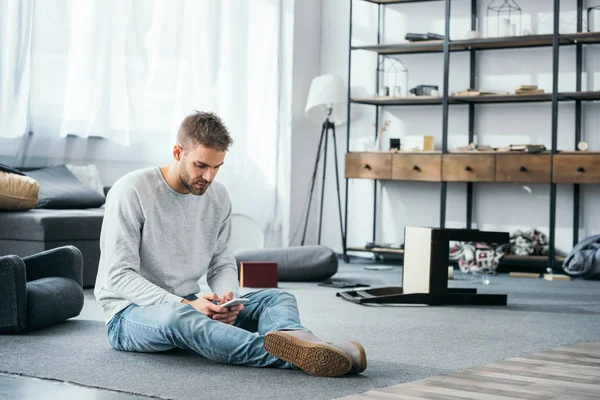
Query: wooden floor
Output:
[[341, 341, 600, 400]]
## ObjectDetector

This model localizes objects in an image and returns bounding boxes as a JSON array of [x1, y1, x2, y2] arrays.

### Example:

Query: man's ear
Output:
[[173, 144, 184, 161]]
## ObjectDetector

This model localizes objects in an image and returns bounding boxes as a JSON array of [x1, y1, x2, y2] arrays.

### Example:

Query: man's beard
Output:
[[179, 166, 208, 195]]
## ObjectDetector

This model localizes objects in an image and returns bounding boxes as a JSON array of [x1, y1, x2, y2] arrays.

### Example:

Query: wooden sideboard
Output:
[[345, 152, 600, 184]]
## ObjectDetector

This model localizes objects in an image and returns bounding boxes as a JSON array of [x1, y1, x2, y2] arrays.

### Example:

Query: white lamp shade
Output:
[[305, 74, 347, 126]]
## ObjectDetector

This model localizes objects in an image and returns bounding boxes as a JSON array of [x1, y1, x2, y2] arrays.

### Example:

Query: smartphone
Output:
[[220, 298, 249, 308]]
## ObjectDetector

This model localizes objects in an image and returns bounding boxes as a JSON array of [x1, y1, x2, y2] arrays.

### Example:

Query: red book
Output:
[[239, 262, 278, 288]]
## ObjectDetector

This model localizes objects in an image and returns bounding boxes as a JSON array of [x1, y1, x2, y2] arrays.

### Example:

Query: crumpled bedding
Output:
[[562, 234, 600, 280]]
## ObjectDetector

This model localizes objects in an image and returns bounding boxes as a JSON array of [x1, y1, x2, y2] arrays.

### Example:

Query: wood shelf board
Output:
[[503, 254, 565, 262], [349, 151, 596, 156], [352, 33, 600, 55], [557, 151, 600, 154], [351, 91, 600, 106], [391, 150, 442, 154], [347, 246, 404, 254], [561, 31, 600, 44], [352, 96, 443, 106]]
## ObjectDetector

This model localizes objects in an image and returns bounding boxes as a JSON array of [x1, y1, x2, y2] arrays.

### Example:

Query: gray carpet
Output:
[[1, 263, 600, 400]]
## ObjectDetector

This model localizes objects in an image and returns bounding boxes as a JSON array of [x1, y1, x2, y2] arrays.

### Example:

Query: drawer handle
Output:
[[412, 165, 421, 172], [465, 165, 472, 172], [363, 164, 372, 170], [519, 166, 527, 172], [577, 167, 585, 173]]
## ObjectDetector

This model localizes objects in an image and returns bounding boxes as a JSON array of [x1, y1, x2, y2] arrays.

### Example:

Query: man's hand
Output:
[[214, 291, 244, 325], [181, 292, 243, 325], [181, 293, 224, 318]]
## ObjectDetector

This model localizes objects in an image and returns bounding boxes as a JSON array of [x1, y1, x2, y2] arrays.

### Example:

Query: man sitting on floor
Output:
[[94, 111, 366, 377]]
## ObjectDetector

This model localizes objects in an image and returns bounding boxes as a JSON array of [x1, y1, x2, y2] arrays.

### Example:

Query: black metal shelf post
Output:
[[466, 0, 477, 229], [440, 0, 452, 228], [343, 0, 354, 262], [373, 4, 383, 245], [549, 0, 560, 273], [574, 0, 583, 247]]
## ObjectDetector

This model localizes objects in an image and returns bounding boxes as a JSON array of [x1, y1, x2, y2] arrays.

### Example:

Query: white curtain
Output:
[[0, 0, 34, 139], [7, 0, 292, 247]]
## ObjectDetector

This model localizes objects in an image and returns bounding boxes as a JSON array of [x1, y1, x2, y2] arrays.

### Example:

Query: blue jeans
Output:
[[106, 288, 308, 368]]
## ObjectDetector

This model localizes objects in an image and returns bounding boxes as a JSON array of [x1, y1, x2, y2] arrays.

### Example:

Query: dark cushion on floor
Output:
[[234, 245, 338, 282], [26, 277, 84, 331], [0, 209, 104, 241]]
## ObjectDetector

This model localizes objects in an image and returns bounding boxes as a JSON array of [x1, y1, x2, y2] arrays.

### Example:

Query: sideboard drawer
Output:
[[392, 154, 442, 181], [442, 154, 495, 182], [495, 154, 551, 183], [345, 152, 392, 180], [553, 154, 600, 183]]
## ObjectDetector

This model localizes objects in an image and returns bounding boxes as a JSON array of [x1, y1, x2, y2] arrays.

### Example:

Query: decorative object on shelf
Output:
[[496, 144, 546, 153], [376, 56, 408, 98], [301, 74, 347, 247], [409, 84, 438, 97], [389, 138, 401, 151], [455, 142, 494, 152], [374, 119, 391, 151], [486, 0, 522, 38], [514, 85, 544, 95], [405, 32, 445, 42], [588, 6, 600, 33], [464, 30, 481, 39], [402, 135, 434, 152], [454, 88, 509, 96], [577, 140, 589, 151]]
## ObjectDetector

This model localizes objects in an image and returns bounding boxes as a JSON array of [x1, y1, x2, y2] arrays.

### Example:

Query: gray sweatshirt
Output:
[[94, 167, 240, 324]]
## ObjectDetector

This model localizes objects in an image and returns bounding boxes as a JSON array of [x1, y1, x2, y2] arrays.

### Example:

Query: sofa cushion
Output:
[[0, 162, 25, 176], [0, 209, 105, 241], [24, 165, 106, 209], [0, 171, 40, 211]]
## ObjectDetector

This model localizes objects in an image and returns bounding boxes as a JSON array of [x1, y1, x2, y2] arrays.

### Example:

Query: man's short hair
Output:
[[177, 111, 233, 152]]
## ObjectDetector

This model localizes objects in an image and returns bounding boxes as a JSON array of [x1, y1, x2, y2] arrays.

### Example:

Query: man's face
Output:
[[177, 144, 226, 195]]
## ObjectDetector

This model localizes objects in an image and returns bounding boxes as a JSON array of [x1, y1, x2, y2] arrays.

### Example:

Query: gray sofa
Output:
[[0, 164, 107, 288], [0, 209, 104, 288]]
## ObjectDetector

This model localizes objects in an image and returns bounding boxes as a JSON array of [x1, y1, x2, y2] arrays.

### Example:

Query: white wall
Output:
[[287, 0, 325, 246], [314, 0, 600, 255]]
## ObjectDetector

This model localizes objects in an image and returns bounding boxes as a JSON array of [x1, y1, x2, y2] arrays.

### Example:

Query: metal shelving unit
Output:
[[343, 0, 598, 270]]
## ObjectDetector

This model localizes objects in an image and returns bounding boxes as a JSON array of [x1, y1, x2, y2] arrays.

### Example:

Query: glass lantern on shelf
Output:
[[376, 56, 409, 98], [486, 0, 522, 38]]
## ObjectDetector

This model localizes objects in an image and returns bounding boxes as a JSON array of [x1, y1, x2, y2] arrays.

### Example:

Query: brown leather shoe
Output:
[[264, 331, 353, 377], [329, 341, 367, 374]]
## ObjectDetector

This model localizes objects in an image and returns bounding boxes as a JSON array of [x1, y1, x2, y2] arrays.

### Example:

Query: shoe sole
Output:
[[350, 341, 367, 373], [264, 332, 353, 377]]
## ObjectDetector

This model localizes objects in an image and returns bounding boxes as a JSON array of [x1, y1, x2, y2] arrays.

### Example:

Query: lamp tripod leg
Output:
[[301, 121, 327, 246], [317, 123, 330, 245], [330, 123, 347, 255]]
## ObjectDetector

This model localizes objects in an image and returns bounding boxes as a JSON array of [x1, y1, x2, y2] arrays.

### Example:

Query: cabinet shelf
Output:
[[345, 152, 600, 184], [343, 0, 588, 271], [352, 32, 600, 55], [351, 91, 600, 106], [345, 246, 563, 270]]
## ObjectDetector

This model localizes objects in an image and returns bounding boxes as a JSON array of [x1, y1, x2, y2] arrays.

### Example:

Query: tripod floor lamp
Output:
[[300, 74, 347, 251]]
